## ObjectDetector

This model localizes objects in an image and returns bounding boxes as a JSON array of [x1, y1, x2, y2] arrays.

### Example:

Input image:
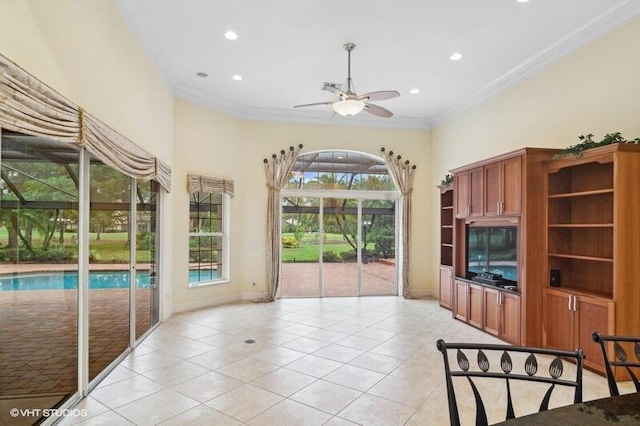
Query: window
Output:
[[187, 175, 233, 286]]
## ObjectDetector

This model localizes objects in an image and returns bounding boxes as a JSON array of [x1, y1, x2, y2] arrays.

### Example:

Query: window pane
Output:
[[291, 151, 396, 191], [188, 190, 226, 285], [0, 132, 79, 410]]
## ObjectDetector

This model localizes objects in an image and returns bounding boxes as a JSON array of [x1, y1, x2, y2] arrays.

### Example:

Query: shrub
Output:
[[374, 235, 395, 258], [282, 236, 299, 248], [340, 250, 357, 262], [322, 250, 340, 262]]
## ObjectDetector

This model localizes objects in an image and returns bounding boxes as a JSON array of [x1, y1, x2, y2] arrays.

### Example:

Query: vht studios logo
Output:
[[9, 408, 88, 418]]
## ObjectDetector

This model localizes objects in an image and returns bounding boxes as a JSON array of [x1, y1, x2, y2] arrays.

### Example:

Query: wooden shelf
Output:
[[548, 253, 613, 262], [548, 188, 613, 199], [548, 224, 613, 228]]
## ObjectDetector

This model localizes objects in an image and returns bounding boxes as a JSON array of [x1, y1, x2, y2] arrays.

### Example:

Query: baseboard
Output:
[[409, 288, 436, 299], [171, 291, 268, 314]]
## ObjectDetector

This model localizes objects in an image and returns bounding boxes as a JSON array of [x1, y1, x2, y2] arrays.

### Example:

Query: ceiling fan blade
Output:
[[358, 90, 400, 101], [364, 103, 393, 118], [294, 101, 334, 108], [322, 82, 346, 96]]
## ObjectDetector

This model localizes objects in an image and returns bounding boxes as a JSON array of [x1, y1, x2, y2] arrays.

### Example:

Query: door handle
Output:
[[567, 295, 572, 311], [573, 295, 577, 311]]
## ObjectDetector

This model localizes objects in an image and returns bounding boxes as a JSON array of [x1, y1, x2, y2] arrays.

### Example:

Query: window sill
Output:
[[188, 279, 230, 288]]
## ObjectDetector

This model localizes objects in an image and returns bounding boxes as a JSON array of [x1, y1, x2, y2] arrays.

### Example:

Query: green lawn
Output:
[[282, 232, 366, 262], [0, 230, 151, 262]]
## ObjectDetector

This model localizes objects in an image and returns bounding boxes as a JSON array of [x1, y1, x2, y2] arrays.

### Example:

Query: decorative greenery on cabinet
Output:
[[553, 132, 640, 159]]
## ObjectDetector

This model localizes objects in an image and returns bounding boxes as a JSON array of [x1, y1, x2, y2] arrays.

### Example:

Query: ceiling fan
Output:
[[294, 43, 400, 118]]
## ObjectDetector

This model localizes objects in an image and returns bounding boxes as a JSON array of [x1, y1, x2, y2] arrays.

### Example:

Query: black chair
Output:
[[591, 331, 640, 396], [436, 339, 584, 426]]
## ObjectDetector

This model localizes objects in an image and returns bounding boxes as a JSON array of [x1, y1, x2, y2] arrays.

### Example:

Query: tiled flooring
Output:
[[58, 297, 612, 425]]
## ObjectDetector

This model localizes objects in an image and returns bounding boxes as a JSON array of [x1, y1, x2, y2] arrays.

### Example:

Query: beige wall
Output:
[[172, 101, 432, 311], [431, 17, 640, 290], [1, 0, 175, 314]]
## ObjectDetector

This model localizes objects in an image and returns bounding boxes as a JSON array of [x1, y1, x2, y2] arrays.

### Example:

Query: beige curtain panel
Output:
[[187, 174, 234, 197], [0, 53, 171, 192], [260, 144, 303, 302], [381, 147, 417, 299]]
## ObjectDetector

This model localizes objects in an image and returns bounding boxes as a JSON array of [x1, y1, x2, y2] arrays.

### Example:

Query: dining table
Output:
[[494, 392, 640, 425]]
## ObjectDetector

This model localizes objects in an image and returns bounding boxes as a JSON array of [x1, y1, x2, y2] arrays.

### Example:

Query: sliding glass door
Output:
[[281, 195, 398, 298], [0, 131, 163, 418]]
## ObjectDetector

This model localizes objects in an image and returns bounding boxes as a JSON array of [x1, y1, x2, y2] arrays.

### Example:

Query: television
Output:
[[466, 224, 518, 284]]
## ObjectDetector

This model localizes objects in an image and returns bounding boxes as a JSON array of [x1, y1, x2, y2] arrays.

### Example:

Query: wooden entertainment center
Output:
[[438, 144, 640, 373]]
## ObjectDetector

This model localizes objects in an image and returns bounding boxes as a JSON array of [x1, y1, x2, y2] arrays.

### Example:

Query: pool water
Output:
[[0, 270, 217, 291]]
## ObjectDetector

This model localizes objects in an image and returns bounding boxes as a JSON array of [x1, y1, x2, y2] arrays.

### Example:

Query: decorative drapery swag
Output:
[[0, 53, 171, 191], [381, 147, 417, 299], [187, 174, 234, 197], [260, 144, 303, 302]]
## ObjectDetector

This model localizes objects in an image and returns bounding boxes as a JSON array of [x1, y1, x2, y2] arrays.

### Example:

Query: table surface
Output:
[[494, 392, 640, 425]]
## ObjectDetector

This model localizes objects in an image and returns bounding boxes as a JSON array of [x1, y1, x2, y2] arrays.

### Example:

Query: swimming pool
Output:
[[0, 270, 217, 291]]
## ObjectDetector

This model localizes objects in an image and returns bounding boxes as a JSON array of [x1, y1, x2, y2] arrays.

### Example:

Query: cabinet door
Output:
[[501, 293, 521, 345], [501, 156, 522, 215], [543, 288, 574, 351], [576, 296, 614, 372], [468, 283, 484, 329], [468, 167, 484, 217], [484, 163, 501, 216], [438, 266, 453, 310], [454, 280, 468, 321], [454, 173, 469, 218], [483, 287, 500, 336]]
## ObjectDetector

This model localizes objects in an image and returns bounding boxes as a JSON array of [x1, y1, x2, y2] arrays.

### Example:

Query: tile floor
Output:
[[57, 297, 611, 425]]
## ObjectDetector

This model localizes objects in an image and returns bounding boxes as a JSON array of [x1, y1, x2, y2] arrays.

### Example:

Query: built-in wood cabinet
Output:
[[454, 167, 483, 218], [542, 143, 640, 375], [439, 265, 453, 310], [450, 148, 559, 346], [484, 156, 522, 216], [484, 287, 521, 345], [543, 288, 614, 372], [438, 185, 454, 310], [454, 279, 483, 329]]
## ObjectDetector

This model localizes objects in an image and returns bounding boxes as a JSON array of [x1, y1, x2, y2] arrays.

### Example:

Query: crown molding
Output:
[[175, 83, 431, 130], [431, 0, 640, 128]]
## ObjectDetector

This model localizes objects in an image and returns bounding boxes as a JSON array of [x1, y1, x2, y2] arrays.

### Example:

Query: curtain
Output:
[[187, 174, 234, 197], [259, 144, 303, 302], [381, 147, 417, 299], [0, 55, 79, 143], [0, 53, 171, 192]]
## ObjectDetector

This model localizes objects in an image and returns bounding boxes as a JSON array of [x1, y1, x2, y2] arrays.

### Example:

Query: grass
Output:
[[282, 232, 366, 262], [0, 230, 151, 263]]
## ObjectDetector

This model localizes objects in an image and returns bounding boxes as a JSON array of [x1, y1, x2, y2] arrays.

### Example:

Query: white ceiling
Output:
[[113, 0, 640, 129]]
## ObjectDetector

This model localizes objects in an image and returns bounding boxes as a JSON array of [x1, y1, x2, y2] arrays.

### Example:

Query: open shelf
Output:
[[548, 224, 613, 228], [548, 188, 613, 199], [549, 253, 613, 262]]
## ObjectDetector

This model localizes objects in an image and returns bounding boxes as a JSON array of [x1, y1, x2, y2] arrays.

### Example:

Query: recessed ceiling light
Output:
[[232, 75, 243, 81], [409, 88, 420, 95], [224, 30, 238, 40], [449, 52, 463, 61], [196, 72, 208, 78], [517, 0, 530, 3]]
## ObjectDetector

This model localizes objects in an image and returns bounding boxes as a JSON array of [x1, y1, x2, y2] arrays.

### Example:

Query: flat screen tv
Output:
[[466, 225, 518, 284]]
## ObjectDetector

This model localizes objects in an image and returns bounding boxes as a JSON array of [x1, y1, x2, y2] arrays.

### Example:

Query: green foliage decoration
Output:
[[553, 132, 640, 159], [440, 174, 453, 187]]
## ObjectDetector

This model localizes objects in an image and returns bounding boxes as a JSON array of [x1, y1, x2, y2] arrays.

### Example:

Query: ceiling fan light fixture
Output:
[[333, 99, 365, 117]]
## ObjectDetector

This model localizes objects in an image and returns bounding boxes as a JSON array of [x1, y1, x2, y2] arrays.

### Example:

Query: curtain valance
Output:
[[187, 174, 234, 197], [0, 53, 171, 192]]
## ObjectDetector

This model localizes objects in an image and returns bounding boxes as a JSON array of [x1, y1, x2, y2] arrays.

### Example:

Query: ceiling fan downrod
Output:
[[344, 43, 356, 94]]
